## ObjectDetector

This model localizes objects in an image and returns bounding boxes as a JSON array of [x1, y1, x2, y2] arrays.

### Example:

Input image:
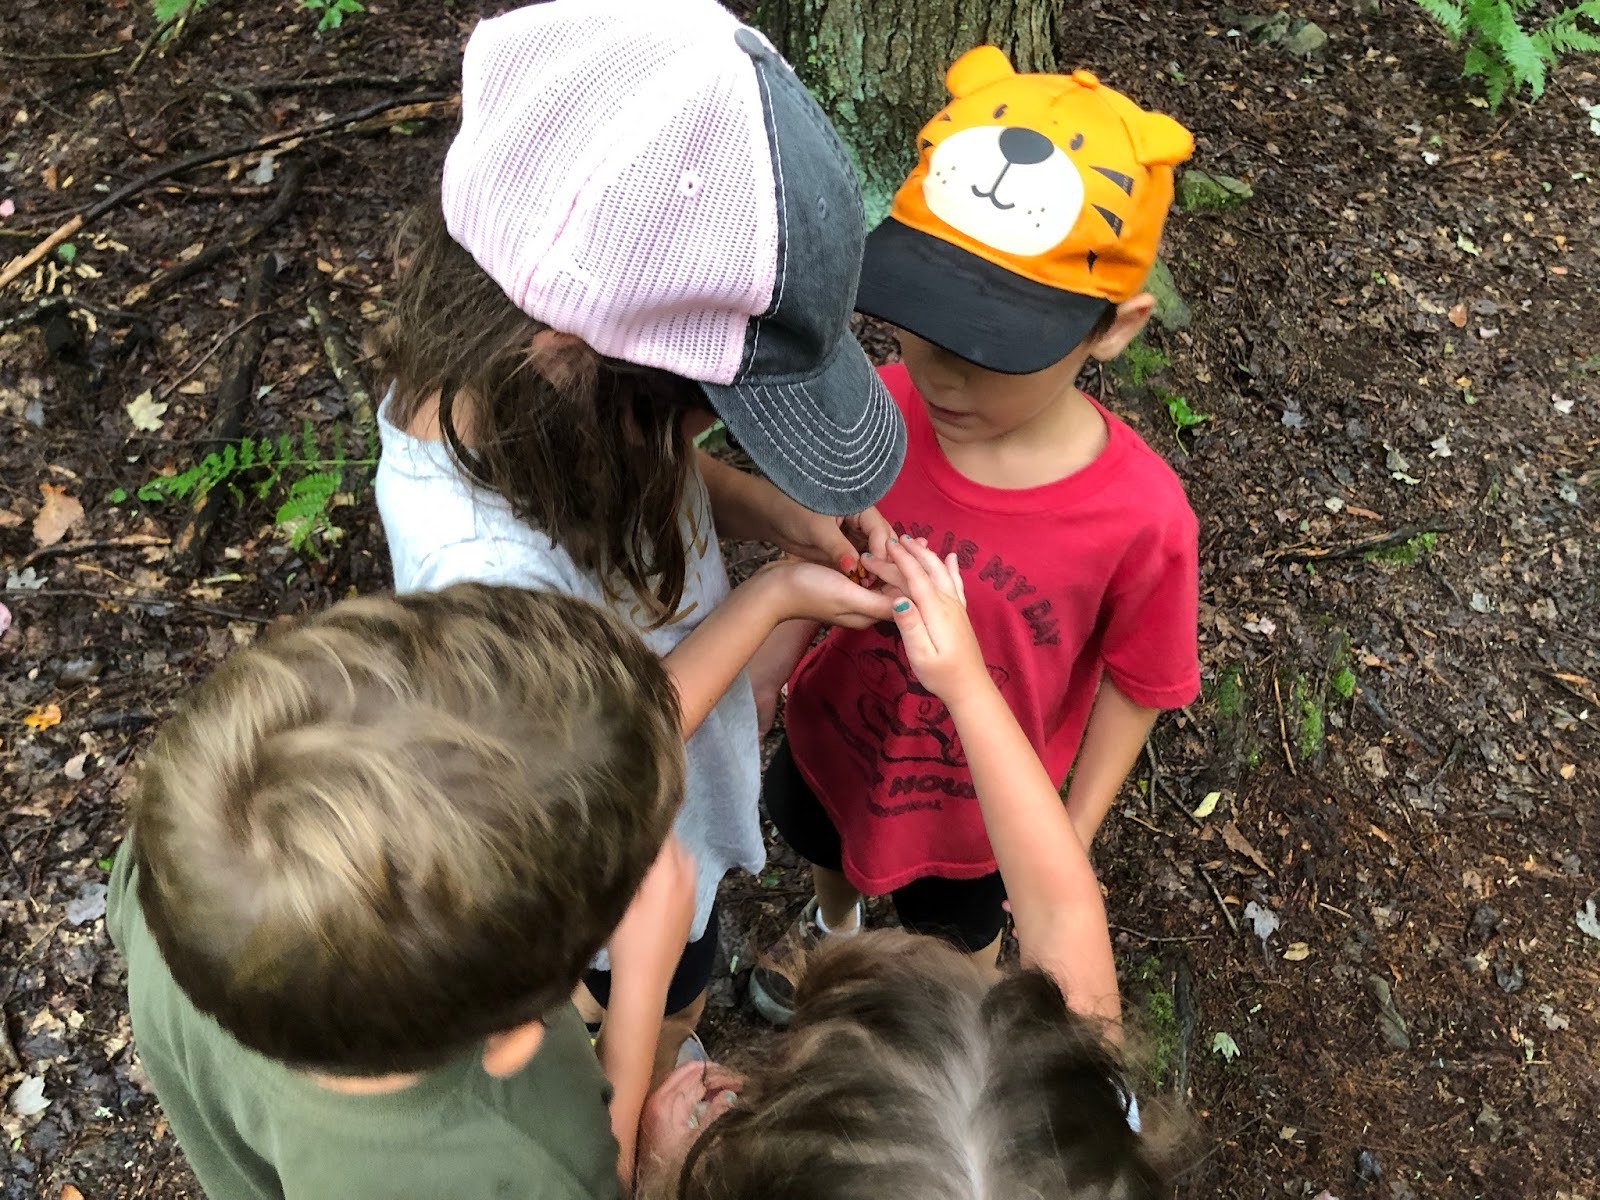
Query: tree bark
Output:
[[759, 0, 1058, 225]]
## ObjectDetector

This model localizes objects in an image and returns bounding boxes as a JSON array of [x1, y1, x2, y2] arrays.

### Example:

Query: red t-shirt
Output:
[[784, 363, 1200, 895]]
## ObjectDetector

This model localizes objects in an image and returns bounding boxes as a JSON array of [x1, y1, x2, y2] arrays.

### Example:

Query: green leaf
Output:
[[1211, 1032, 1241, 1061], [56, 243, 77, 265], [108, 487, 128, 504]]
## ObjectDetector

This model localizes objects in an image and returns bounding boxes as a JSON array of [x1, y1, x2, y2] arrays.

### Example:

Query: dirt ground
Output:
[[2, 2, 1597, 1198]]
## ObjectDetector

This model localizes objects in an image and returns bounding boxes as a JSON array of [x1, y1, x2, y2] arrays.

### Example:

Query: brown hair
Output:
[[373, 202, 710, 626], [667, 932, 1169, 1200], [131, 583, 683, 1075]]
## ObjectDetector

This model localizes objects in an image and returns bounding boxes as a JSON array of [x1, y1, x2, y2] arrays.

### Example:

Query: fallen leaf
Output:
[[1559, 763, 1576, 780], [1243, 900, 1280, 939], [0, 508, 23, 527], [1447, 303, 1467, 327], [1577, 898, 1600, 941], [1553, 395, 1574, 415], [60, 1186, 85, 1200], [1283, 942, 1311, 961], [1224, 822, 1273, 874], [23, 702, 62, 731], [9, 1075, 49, 1117], [0, 197, 13, 219], [125, 390, 168, 432], [1210, 1031, 1240, 1061], [65, 883, 108, 926], [1192, 791, 1222, 819], [63, 751, 88, 780], [33, 482, 84, 547], [1345, 504, 1382, 519]]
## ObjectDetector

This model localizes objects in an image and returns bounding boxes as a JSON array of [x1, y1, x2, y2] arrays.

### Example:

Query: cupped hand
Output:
[[774, 502, 895, 578], [884, 538, 991, 701], [765, 559, 898, 628]]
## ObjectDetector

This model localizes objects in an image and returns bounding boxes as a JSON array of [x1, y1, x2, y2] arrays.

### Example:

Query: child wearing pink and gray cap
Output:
[[372, 0, 905, 1180]]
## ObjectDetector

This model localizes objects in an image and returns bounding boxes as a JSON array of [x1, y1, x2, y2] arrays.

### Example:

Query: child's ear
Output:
[[1088, 294, 1156, 363], [529, 328, 596, 392], [481, 1019, 545, 1078], [945, 46, 1015, 99]]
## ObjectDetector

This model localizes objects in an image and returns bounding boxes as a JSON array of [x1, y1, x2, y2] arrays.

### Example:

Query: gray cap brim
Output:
[[701, 337, 905, 517]]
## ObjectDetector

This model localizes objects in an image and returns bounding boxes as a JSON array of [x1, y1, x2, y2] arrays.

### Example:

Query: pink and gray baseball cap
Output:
[[441, 0, 904, 516]]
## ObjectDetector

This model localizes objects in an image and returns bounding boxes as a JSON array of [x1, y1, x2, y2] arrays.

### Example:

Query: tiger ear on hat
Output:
[[945, 46, 1016, 98], [1128, 110, 1195, 167]]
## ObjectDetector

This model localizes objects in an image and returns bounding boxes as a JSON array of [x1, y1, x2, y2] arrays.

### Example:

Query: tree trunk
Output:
[[758, 0, 1058, 226]]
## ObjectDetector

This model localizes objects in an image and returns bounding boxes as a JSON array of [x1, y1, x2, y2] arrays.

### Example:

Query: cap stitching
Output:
[[743, 60, 789, 378], [740, 373, 896, 486]]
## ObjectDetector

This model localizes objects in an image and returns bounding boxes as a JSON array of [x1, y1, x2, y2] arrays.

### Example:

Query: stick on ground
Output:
[[306, 283, 376, 432], [170, 253, 279, 576]]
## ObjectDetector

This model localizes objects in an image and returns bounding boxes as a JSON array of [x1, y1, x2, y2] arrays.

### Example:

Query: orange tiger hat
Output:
[[856, 47, 1193, 374]]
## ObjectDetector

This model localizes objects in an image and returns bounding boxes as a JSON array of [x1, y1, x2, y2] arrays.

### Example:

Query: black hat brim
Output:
[[855, 218, 1111, 375]]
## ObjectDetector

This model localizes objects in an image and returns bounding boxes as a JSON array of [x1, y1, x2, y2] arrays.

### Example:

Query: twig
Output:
[[1111, 925, 1212, 944], [1174, 956, 1196, 1098], [0, 215, 83, 293], [1272, 672, 1298, 777], [1197, 863, 1239, 934], [172, 254, 278, 575], [128, 157, 306, 304], [0, 295, 146, 336], [229, 71, 454, 97], [1357, 685, 1439, 757], [13, 534, 169, 573], [306, 283, 376, 431], [1271, 522, 1456, 564], [0, 587, 270, 624], [125, 15, 179, 77], [0, 92, 455, 293], [0, 45, 124, 62]]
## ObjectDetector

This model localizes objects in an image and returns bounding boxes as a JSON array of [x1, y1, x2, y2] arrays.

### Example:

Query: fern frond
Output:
[[1417, 0, 1468, 38]]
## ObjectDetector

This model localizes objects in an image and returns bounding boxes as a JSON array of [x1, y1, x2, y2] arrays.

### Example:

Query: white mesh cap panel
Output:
[[441, 0, 777, 384]]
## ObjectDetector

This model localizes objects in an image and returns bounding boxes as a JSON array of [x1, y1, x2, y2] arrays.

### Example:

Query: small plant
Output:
[[151, 0, 205, 23], [1153, 385, 1209, 438], [1331, 665, 1357, 700], [1366, 531, 1440, 565], [114, 421, 375, 554], [301, 0, 365, 32], [1216, 667, 1246, 719], [1117, 336, 1171, 388], [1293, 674, 1325, 761], [1414, 0, 1600, 110]]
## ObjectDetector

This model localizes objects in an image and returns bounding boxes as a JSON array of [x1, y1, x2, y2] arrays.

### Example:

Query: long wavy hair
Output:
[[661, 932, 1174, 1200], [373, 202, 710, 625]]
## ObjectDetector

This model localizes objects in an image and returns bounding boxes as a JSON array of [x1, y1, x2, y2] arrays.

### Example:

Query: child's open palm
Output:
[[884, 538, 991, 701]]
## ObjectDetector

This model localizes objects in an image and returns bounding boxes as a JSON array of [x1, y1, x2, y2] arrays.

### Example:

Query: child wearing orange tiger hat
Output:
[[750, 49, 1201, 1026]]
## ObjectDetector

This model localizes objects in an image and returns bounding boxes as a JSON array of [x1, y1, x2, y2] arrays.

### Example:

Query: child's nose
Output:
[[998, 126, 1054, 166]]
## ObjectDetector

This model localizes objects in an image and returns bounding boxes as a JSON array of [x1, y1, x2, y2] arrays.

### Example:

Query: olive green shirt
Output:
[[107, 844, 621, 1200]]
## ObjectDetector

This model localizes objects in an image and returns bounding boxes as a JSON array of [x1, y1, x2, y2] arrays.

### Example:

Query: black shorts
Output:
[[583, 901, 719, 1017], [764, 741, 1008, 953]]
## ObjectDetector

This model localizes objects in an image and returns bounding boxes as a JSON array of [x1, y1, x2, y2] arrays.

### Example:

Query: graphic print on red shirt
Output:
[[783, 363, 1201, 895]]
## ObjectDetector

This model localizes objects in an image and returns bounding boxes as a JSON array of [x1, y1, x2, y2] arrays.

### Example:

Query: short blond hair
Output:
[[133, 583, 683, 1074]]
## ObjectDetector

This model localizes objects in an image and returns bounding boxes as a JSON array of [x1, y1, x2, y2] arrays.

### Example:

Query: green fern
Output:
[[1417, 0, 1600, 109], [127, 420, 375, 555], [151, 0, 206, 25]]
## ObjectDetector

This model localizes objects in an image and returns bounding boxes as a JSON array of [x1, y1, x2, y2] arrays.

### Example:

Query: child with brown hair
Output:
[[109, 584, 695, 1199], [372, 0, 905, 1129], [639, 540, 1164, 1199]]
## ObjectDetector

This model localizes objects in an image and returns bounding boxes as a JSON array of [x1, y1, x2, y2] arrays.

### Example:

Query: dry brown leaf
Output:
[[32, 483, 84, 547], [1222, 821, 1273, 875], [1559, 763, 1576, 780], [23, 702, 62, 731], [59, 1185, 85, 1200], [0, 508, 24, 528], [1283, 942, 1311, 961], [1448, 303, 1468, 328], [1345, 504, 1382, 520]]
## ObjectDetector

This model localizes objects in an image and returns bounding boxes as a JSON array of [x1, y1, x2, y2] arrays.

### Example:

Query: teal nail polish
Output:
[[861, 551, 871, 558], [893, 599, 911, 613]]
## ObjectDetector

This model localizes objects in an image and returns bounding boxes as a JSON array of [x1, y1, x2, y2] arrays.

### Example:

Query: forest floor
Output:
[[2, 2, 1597, 1198]]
